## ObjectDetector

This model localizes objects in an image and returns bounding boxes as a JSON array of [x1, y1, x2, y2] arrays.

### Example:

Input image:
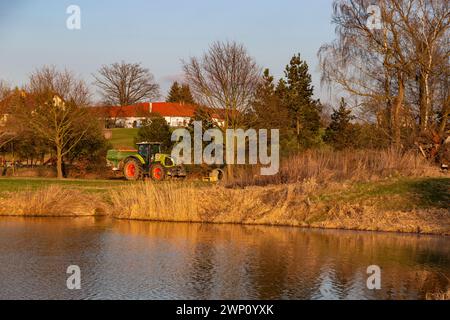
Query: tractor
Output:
[[106, 142, 186, 181]]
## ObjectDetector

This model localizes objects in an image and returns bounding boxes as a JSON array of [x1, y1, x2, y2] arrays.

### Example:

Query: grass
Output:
[[317, 178, 450, 211], [0, 148, 448, 235], [108, 177, 450, 235], [109, 128, 139, 148], [426, 289, 450, 300], [0, 185, 106, 217], [225, 148, 436, 187], [0, 177, 132, 195]]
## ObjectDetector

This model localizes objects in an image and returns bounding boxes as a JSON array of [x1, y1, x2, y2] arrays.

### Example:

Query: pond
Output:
[[0, 217, 448, 300]]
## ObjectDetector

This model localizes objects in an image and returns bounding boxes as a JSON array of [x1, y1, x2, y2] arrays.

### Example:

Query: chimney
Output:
[[149, 102, 153, 113]]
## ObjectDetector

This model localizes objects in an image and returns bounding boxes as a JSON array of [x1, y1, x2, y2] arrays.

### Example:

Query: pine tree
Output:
[[253, 69, 288, 129], [179, 84, 196, 105], [166, 81, 196, 105], [251, 69, 297, 155], [282, 54, 322, 149], [136, 115, 173, 152], [324, 97, 356, 150], [166, 81, 181, 102]]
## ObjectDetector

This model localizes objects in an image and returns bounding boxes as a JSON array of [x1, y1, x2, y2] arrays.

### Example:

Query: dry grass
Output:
[[0, 150, 447, 235], [108, 179, 450, 235], [0, 185, 106, 217], [426, 289, 450, 300], [225, 148, 437, 188], [110, 182, 202, 222]]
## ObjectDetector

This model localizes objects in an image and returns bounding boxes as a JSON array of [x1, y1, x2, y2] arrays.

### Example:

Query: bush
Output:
[[135, 114, 173, 152]]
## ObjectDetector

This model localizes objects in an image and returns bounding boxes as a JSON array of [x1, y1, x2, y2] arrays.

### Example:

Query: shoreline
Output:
[[0, 176, 448, 236], [1, 214, 449, 238]]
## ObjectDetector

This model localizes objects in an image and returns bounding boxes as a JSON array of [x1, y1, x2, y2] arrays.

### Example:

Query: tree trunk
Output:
[[391, 73, 404, 149], [439, 106, 449, 136], [56, 145, 64, 179], [418, 72, 430, 133]]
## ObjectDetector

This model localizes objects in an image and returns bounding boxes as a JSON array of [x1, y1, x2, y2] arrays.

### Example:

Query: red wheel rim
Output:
[[153, 168, 162, 180], [126, 163, 136, 177]]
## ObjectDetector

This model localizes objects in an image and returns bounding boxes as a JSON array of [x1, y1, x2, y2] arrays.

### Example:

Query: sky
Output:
[[0, 0, 337, 103]]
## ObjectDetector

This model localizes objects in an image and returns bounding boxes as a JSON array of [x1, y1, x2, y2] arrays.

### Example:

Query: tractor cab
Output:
[[136, 142, 162, 164]]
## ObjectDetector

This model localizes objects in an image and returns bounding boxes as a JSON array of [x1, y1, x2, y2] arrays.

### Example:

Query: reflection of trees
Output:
[[111, 221, 450, 299], [0, 217, 107, 299]]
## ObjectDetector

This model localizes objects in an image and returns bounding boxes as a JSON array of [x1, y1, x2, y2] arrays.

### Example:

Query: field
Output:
[[0, 177, 132, 195], [109, 128, 139, 148]]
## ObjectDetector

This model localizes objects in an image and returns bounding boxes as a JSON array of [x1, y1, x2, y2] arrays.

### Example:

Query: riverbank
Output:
[[0, 176, 448, 235]]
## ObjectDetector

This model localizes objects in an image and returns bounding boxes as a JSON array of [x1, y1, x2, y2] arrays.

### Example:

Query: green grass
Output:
[[317, 177, 450, 211], [0, 177, 133, 195], [0, 177, 212, 196], [109, 128, 139, 148]]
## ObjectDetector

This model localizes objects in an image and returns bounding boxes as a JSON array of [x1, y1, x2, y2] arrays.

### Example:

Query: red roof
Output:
[[152, 102, 197, 117], [96, 102, 197, 118], [95, 102, 223, 120]]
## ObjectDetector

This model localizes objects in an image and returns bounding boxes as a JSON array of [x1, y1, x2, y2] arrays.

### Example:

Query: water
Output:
[[0, 217, 448, 300]]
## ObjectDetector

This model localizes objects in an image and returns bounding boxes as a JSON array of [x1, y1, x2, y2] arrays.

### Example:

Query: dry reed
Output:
[[108, 180, 450, 235], [0, 185, 105, 217], [225, 148, 436, 187]]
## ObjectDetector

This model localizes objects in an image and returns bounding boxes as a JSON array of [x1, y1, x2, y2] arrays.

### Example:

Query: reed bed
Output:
[[0, 185, 105, 217], [426, 289, 450, 300], [0, 150, 447, 235], [109, 182, 203, 222], [108, 179, 450, 235], [225, 148, 435, 188]]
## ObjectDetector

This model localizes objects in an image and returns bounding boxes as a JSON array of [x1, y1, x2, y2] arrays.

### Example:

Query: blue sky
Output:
[[0, 0, 336, 102]]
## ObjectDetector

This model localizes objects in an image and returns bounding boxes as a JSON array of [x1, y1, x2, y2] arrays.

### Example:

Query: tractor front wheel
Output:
[[123, 159, 142, 181], [150, 164, 166, 181]]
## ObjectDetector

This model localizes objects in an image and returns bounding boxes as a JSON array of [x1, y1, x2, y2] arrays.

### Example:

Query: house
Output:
[[96, 102, 223, 128]]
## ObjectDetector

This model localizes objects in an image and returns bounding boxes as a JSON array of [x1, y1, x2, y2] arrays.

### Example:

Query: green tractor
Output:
[[106, 142, 186, 181]]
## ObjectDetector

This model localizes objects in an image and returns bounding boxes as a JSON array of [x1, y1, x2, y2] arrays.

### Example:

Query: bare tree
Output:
[[319, 0, 449, 148], [0, 133, 13, 150], [405, 0, 449, 134], [93, 61, 160, 107], [0, 80, 10, 100], [13, 67, 97, 179], [183, 41, 261, 131], [0, 81, 14, 150], [28, 66, 91, 106]]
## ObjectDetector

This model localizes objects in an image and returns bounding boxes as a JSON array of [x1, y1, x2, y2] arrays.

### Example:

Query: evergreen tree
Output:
[[282, 54, 322, 149], [251, 69, 297, 155], [324, 98, 356, 150], [166, 81, 181, 102], [166, 81, 196, 105], [135, 114, 173, 152]]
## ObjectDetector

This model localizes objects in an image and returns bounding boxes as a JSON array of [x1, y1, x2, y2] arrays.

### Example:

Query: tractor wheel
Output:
[[123, 159, 142, 181], [150, 164, 166, 181]]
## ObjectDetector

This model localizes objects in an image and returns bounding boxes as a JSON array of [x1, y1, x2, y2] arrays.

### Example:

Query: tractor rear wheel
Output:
[[150, 164, 166, 181], [123, 159, 142, 181]]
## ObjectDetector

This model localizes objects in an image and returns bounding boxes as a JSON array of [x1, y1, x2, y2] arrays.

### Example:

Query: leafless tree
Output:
[[183, 41, 261, 131], [13, 67, 98, 179], [93, 61, 160, 107], [0, 80, 10, 100], [319, 0, 449, 148], [0, 133, 12, 150], [28, 65, 91, 106], [0, 81, 13, 150]]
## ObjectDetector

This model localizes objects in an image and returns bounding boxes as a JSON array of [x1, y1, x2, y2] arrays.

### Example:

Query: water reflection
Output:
[[0, 217, 448, 300]]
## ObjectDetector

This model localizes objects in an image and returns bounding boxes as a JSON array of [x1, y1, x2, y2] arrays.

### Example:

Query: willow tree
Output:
[[319, 0, 449, 148]]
